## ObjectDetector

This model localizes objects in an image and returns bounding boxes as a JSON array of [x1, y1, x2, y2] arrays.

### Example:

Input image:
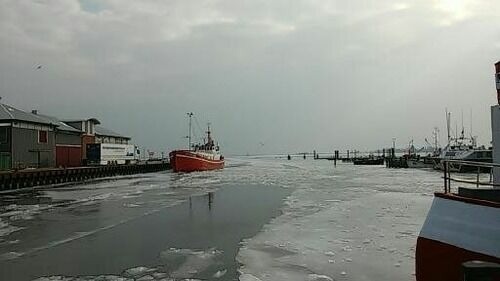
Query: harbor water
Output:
[[0, 158, 444, 281]]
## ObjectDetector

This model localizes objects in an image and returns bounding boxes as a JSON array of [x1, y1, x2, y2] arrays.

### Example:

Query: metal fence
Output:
[[442, 160, 500, 193]]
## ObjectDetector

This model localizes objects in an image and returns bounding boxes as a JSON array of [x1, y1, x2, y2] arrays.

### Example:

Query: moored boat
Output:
[[434, 144, 492, 172], [415, 161, 500, 281], [169, 149, 224, 172], [406, 158, 432, 168], [353, 156, 384, 165], [416, 62, 500, 280], [433, 110, 492, 172], [169, 113, 224, 173]]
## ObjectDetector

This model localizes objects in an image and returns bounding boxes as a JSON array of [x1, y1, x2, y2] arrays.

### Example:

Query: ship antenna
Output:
[[433, 127, 439, 152], [206, 122, 212, 144], [470, 108, 473, 139], [446, 109, 451, 144], [461, 109, 465, 140], [187, 112, 193, 149]]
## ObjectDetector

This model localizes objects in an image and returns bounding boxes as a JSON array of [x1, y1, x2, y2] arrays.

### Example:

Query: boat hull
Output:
[[416, 193, 500, 281], [353, 158, 384, 165], [169, 150, 224, 173], [434, 159, 492, 173], [407, 159, 431, 169]]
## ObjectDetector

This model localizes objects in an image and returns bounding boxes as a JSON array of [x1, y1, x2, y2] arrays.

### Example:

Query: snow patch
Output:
[[308, 274, 333, 281], [239, 273, 263, 281], [160, 247, 223, 279], [213, 269, 227, 278]]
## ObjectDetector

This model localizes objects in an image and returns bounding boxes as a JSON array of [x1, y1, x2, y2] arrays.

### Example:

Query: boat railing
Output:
[[442, 159, 500, 193]]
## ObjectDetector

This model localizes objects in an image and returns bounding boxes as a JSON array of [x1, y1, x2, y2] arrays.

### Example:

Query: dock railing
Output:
[[443, 160, 498, 193]]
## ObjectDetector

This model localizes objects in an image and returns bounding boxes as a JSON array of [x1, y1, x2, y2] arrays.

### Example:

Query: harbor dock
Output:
[[0, 162, 170, 192]]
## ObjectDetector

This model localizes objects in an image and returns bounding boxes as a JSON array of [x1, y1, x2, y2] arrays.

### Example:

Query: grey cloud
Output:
[[0, 0, 499, 154]]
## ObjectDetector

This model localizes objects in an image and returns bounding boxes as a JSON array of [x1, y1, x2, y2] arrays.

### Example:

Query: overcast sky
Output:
[[1, 0, 499, 155]]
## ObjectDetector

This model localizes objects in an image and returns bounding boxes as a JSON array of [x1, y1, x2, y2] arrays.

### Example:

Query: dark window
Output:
[[0, 127, 7, 144], [39, 130, 48, 143]]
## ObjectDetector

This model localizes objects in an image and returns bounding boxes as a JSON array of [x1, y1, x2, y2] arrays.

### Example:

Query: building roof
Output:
[[35, 113, 82, 133], [95, 125, 130, 139], [0, 103, 54, 125], [63, 118, 101, 125]]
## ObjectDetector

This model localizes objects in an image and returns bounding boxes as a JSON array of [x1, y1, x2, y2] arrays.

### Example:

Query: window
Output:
[[38, 130, 48, 143], [0, 127, 7, 144]]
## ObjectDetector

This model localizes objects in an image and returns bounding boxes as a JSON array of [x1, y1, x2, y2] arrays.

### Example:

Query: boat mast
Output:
[[206, 122, 213, 147], [461, 109, 465, 140], [446, 109, 451, 144], [470, 109, 476, 146], [187, 112, 193, 149], [433, 127, 439, 153]]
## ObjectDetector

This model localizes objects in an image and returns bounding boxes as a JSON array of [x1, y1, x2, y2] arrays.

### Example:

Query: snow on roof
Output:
[[95, 125, 130, 139], [0, 103, 54, 125]]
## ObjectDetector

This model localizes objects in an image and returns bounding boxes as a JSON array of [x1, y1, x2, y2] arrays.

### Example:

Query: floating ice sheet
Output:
[[237, 161, 439, 281]]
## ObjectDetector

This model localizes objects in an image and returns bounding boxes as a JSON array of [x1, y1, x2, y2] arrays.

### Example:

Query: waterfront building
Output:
[[64, 118, 101, 165], [34, 112, 83, 167], [0, 104, 56, 169], [0, 103, 136, 169], [95, 126, 130, 144], [87, 126, 135, 165]]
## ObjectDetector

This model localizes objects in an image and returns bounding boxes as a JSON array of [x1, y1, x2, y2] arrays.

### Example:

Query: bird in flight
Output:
[[36, 65, 42, 69]]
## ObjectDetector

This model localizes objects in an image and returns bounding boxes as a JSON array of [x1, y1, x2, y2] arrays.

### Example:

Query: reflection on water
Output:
[[208, 192, 214, 210], [0, 182, 289, 281]]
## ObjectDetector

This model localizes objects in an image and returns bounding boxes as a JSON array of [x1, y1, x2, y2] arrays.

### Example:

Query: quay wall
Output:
[[0, 162, 170, 192]]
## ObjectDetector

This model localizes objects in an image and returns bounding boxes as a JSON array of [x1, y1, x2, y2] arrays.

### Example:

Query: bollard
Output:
[[462, 261, 500, 281]]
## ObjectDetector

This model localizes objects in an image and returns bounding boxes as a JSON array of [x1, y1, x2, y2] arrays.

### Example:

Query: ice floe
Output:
[[237, 161, 439, 280], [160, 247, 223, 279]]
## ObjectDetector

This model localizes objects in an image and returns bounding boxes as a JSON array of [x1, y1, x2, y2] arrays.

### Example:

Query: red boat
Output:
[[416, 62, 500, 281], [415, 179, 500, 281], [169, 113, 224, 173]]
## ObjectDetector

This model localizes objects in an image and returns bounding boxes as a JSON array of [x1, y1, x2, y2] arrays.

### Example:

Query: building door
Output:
[[0, 152, 11, 170]]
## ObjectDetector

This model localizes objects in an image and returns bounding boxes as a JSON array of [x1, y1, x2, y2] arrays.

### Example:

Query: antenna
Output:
[[433, 127, 440, 151], [446, 109, 451, 144], [470, 108, 473, 138], [206, 122, 212, 145], [187, 112, 193, 149], [461, 109, 465, 139]]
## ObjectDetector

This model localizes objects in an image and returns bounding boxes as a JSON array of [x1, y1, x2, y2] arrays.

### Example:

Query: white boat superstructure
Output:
[[434, 110, 492, 171]]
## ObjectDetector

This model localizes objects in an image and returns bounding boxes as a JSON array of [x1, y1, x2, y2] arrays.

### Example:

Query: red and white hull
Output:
[[169, 150, 224, 173], [416, 193, 500, 281]]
